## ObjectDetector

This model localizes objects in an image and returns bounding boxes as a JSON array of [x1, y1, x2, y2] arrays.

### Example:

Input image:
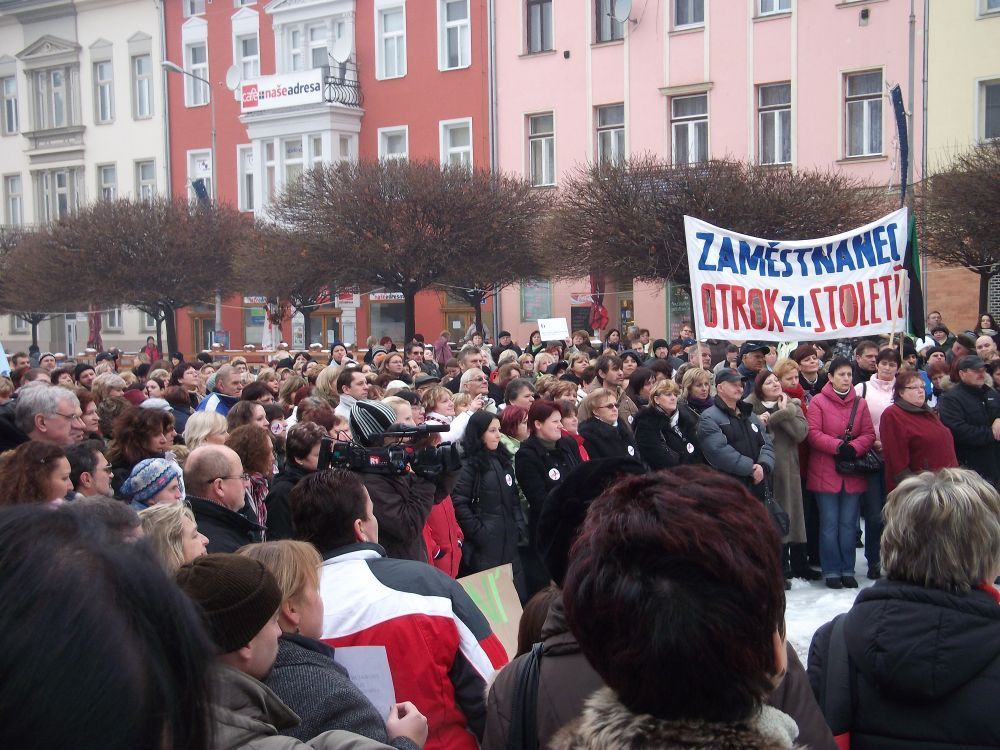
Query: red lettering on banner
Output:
[[747, 289, 766, 330], [824, 287, 840, 331], [731, 286, 751, 330], [838, 285, 859, 328], [763, 289, 783, 333], [867, 277, 883, 324], [701, 284, 717, 327], [856, 282, 870, 326], [811, 288, 827, 334]]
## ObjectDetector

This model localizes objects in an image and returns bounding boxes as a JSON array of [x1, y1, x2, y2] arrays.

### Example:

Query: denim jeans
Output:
[[860, 471, 885, 568], [816, 489, 862, 578]]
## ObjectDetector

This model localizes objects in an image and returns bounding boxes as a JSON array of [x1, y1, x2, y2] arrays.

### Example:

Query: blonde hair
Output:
[[650, 379, 680, 400], [0, 376, 13, 397], [238, 540, 322, 605], [139, 503, 199, 575], [453, 393, 472, 412], [421, 386, 452, 412], [91, 372, 127, 403], [772, 358, 799, 381], [533, 374, 557, 399], [581, 387, 617, 414], [681, 366, 711, 396], [381, 396, 410, 420], [148, 368, 169, 384], [547, 380, 578, 400], [120, 371, 137, 387], [882, 468, 1000, 594], [497, 349, 519, 366], [256, 367, 278, 385], [534, 352, 555, 372], [182, 411, 228, 452], [567, 352, 590, 368], [314, 365, 341, 401], [94, 361, 113, 375]]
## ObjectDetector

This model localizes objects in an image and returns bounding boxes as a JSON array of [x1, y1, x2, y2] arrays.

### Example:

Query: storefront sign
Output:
[[241, 69, 324, 113], [370, 292, 404, 302]]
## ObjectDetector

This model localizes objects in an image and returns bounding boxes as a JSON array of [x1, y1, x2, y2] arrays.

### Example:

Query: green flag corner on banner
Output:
[[904, 214, 925, 338]]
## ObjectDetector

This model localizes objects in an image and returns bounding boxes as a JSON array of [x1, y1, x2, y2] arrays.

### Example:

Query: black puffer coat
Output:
[[809, 578, 1000, 749], [263, 463, 313, 541], [938, 382, 1000, 483], [514, 435, 583, 543], [577, 417, 640, 463], [632, 405, 703, 469], [452, 450, 525, 598]]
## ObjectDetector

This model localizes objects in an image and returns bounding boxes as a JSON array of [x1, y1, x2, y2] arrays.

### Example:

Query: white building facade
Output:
[[0, 0, 167, 356]]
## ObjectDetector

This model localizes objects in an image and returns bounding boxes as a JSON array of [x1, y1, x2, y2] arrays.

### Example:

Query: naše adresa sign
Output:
[[241, 70, 324, 112], [684, 209, 909, 342]]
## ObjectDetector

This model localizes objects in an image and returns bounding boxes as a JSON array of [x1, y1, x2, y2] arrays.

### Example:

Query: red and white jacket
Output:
[[318, 543, 508, 750]]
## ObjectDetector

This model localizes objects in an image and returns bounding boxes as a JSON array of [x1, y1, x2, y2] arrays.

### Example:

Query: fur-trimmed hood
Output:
[[549, 687, 804, 750]]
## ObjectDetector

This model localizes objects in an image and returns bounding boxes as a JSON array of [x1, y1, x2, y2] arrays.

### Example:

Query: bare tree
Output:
[[272, 159, 547, 343], [544, 156, 892, 284], [0, 227, 82, 348], [41, 197, 249, 354], [919, 140, 1000, 311], [233, 222, 340, 346]]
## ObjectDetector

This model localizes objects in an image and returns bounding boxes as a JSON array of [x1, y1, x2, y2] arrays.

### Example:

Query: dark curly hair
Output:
[[0, 441, 68, 505]]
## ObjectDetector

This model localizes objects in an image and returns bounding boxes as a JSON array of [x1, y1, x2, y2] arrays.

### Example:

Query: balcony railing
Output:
[[324, 61, 363, 108]]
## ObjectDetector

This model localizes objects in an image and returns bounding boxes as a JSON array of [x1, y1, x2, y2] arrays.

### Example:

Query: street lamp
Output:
[[162, 59, 222, 344]]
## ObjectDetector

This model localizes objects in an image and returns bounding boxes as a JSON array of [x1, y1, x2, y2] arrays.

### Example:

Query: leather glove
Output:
[[836, 441, 857, 460]]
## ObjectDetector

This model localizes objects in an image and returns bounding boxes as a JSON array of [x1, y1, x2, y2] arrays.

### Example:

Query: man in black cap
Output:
[[696, 368, 775, 504], [491, 331, 521, 364], [176, 554, 400, 749], [938, 355, 1000, 484], [737, 342, 769, 398]]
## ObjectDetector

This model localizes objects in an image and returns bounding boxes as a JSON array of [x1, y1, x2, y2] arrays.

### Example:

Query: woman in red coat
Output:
[[806, 357, 876, 590], [879, 370, 958, 491]]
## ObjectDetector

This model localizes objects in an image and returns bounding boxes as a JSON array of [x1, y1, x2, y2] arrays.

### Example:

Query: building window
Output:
[[308, 25, 329, 69], [440, 118, 473, 168], [135, 160, 155, 201], [520, 279, 551, 321], [264, 141, 276, 200], [289, 29, 303, 71], [3, 175, 22, 226], [981, 80, 1000, 140], [32, 67, 76, 130], [188, 150, 213, 200], [758, 83, 791, 165], [758, 0, 790, 14], [675, 0, 704, 27], [238, 35, 260, 80], [142, 311, 157, 330], [526, 0, 553, 52], [132, 54, 152, 119], [377, 6, 406, 79], [94, 61, 114, 124], [12, 315, 28, 333], [339, 134, 354, 161], [236, 0, 257, 5], [981, 0, 1000, 16], [596, 0, 625, 42], [238, 145, 254, 212], [184, 0, 206, 16], [528, 113, 555, 186], [185, 43, 210, 106], [309, 134, 324, 168], [2, 77, 17, 135], [597, 104, 625, 165], [104, 307, 123, 331], [671, 94, 708, 164], [379, 126, 408, 160], [283, 137, 304, 184], [845, 70, 882, 157], [36, 169, 81, 222], [98, 164, 117, 201], [439, 0, 471, 70]]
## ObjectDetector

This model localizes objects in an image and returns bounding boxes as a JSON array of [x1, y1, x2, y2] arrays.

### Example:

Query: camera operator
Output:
[[349, 401, 459, 562]]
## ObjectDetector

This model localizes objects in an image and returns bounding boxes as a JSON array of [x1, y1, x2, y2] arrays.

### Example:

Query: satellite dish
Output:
[[611, 0, 632, 23], [225, 64, 241, 91], [330, 34, 352, 64]]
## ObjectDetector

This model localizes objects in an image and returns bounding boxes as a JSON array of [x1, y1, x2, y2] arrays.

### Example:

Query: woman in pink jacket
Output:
[[806, 357, 876, 590]]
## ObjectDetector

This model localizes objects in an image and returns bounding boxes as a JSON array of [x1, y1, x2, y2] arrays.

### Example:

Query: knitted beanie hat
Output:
[[350, 400, 397, 447], [175, 554, 282, 654], [120, 458, 181, 505], [205, 372, 218, 393]]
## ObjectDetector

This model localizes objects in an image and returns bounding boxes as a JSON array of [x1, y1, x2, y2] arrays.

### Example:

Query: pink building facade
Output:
[[495, 0, 924, 343]]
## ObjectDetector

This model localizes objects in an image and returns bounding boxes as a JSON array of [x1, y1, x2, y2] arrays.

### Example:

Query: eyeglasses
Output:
[[469, 376, 489, 382], [596, 403, 619, 411], [50, 411, 83, 422], [216, 473, 251, 482]]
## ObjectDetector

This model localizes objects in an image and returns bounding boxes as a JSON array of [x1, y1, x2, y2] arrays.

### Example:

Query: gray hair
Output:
[[14, 383, 79, 434], [882, 468, 1000, 594], [459, 367, 486, 387]]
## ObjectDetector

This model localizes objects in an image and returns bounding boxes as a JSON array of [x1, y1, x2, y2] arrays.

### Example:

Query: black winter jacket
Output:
[[809, 579, 1000, 749], [632, 405, 703, 469], [937, 383, 1000, 482], [452, 451, 525, 595], [263, 464, 313, 541], [514, 435, 583, 544], [577, 417, 640, 463], [188, 494, 265, 553], [361, 473, 436, 562], [0, 400, 28, 453]]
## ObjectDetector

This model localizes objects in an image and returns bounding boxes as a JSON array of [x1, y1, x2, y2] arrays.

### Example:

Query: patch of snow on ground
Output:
[[786, 547, 875, 662]]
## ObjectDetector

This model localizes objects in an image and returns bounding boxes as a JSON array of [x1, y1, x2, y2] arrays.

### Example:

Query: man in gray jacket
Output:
[[696, 368, 775, 502]]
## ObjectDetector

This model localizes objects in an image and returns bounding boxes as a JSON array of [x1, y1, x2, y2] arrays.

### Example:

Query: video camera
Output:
[[317, 423, 462, 478]]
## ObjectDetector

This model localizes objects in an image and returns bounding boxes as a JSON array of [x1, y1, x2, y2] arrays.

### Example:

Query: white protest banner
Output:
[[333, 646, 396, 720], [684, 209, 908, 342], [458, 563, 523, 660], [537, 317, 569, 342]]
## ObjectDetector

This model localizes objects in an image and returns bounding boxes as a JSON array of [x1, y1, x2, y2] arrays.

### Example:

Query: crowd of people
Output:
[[1, 311, 999, 749]]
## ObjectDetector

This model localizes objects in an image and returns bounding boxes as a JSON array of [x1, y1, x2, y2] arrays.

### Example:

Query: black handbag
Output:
[[835, 386, 884, 476], [763, 477, 790, 537]]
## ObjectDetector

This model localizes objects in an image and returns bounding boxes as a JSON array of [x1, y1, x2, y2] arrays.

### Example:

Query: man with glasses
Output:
[[7, 382, 85, 449], [65, 439, 115, 500], [447, 346, 504, 402], [183, 444, 263, 553]]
